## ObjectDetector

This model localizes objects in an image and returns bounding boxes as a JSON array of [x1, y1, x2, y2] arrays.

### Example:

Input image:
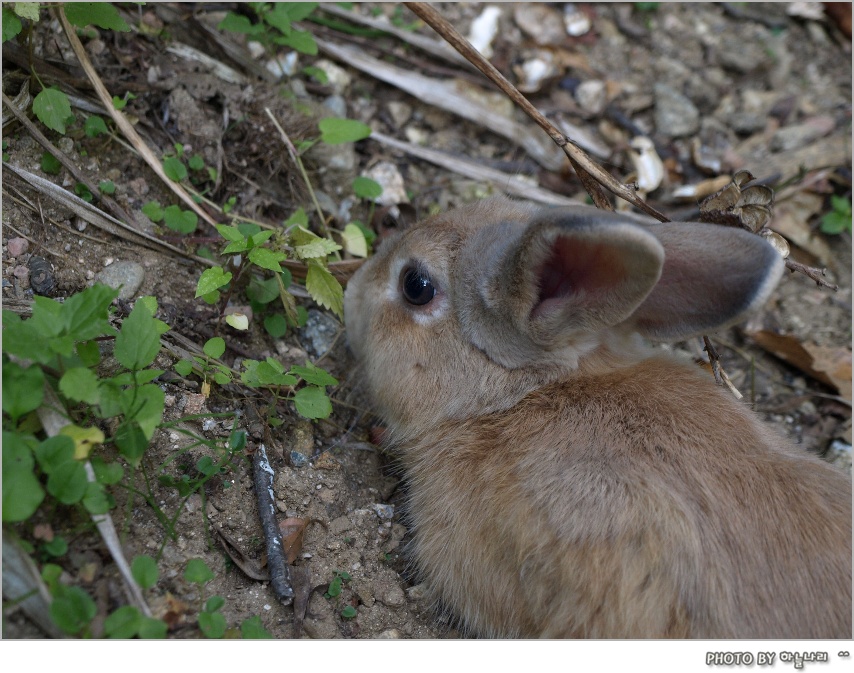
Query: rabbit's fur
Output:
[[344, 197, 852, 638]]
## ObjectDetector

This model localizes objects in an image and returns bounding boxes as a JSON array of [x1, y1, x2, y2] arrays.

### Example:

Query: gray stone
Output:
[[654, 83, 700, 138], [94, 260, 145, 300]]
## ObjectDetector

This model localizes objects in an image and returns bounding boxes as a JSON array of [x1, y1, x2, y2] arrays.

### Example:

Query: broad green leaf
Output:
[[188, 154, 205, 171], [294, 238, 341, 260], [82, 480, 112, 515], [247, 275, 279, 304], [352, 176, 383, 200], [84, 115, 108, 137], [3, 360, 44, 419], [293, 385, 332, 419], [13, 3, 41, 21], [269, 2, 318, 23], [250, 230, 276, 246], [185, 558, 214, 584], [114, 300, 160, 370], [196, 267, 232, 297], [199, 610, 227, 638], [41, 151, 62, 175], [290, 362, 339, 387], [44, 536, 68, 557], [163, 205, 197, 234], [205, 595, 226, 613], [59, 367, 100, 405], [47, 460, 88, 504], [91, 456, 124, 485], [2, 311, 53, 363], [305, 260, 343, 317], [283, 208, 308, 227], [217, 12, 263, 34], [64, 3, 130, 31], [99, 180, 116, 194], [2, 431, 45, 522], [61, 283, 119, 341], [204, 337, 226, 359], [174, 359, 194, 376], [162, 156, 188, 182], [115, 421, 147, 466], [318, 117, 371, 145], [274, 29, 317, 55], [127, 384, 164, 440], [341, 223, 368, 257], [248, 246, 286, 272], [2, 8, 23, 43], [33, 87, 72, 134], [131, 555, 159, 589], [241, 615, 273, 639], [104, 605, 142, 638], [76, 340, 101, 367], [139, 617, 168, 639], [34, 435, 76, 473], [214, 224, 246, 243], [141, 201, 164, 222], [263, 313, 288, 338], [50, 586, 97, 635]]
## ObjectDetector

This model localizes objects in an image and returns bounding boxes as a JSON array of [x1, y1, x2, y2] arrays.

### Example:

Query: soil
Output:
[[2, 3, 851, 640]]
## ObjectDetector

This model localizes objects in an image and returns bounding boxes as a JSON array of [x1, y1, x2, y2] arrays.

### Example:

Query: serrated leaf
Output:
[[61, 283, 119, 341], [3, 360, 45, 420], [248, 246, 286, 272], [196, 267, 232, 297], [59, 367, 100, 405], [341, 223, 368, 257], [293, 385, 332, 419], [305, 261, 343, 317], [114, 300, 160, 370], [215, 224, 246, 243], [2, 7, 23, 42], [33, 88, 72, 134], [294, 238, 342, 260], [64, 3, 130, 31], [318, 117, 371, 145]]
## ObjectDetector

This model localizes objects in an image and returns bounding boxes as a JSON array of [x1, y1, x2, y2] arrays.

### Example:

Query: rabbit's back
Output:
[[401, 355, 852, 638]]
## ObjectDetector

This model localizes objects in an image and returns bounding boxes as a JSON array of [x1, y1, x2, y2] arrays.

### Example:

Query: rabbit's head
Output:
[[344, 198, 784, 435]]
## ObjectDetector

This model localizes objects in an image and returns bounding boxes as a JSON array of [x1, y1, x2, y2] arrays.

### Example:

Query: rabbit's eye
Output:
[[401, 266, 435, 306]]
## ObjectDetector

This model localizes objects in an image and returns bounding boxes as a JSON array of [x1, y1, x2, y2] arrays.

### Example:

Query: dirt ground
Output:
[[2, 3, 851, 639]]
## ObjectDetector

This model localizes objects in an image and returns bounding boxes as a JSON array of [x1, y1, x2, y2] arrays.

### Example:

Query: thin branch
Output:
[[404, 2, 669, 222], [785, 258, 839, 291]]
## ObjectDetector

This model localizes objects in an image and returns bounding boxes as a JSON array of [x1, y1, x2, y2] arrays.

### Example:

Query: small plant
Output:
[[218, 3, 321, 56], [820, 195, 852, 235]]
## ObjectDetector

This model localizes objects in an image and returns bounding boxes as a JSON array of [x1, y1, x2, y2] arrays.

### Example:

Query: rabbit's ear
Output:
[[631, 222, 785, 340], [457, 208, 666, 367]]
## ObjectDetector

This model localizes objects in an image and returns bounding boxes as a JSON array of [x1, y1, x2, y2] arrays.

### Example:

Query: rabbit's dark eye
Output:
[[401, 266, 435, 306]]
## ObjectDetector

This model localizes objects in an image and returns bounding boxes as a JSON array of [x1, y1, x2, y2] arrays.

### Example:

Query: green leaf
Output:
[[50, 586, 97, 635], [240, 615, 273, 639], [13, 3, 41, 21], [214, 224, 246, 243], [163, 205, 198, 234], [174, 359, 194, 377], [263, 313, 288, 338], [205, 596, 226, 613], [128, 384, 163, 440], [61, 283, 118, 342], [99, 180, 116, 194], [47, 460, 88, 505], [270, 2, 318, 23], [305, 260, 344, 317], [290, 362, 339, 387], [188, 154, 205, 171], [132, 555, 159, 589], [318, 117, 371, 144], [2, 7, 23, 43], [217, 12, 263, 34], [294, 238, 341, 260], [82, 480, 113, 515], [84, 115, 109, 137], [2, 431, 45, 522], [352, 176, 383, 200], [248, 246, 287, 273], [91, 456, 124, 485], [199, 610, 227, 639], [44, 536, 68, 557], [196, 267, 232, 297], [3, 359, 45, 419], [162, 156, 188, 182], [33, 87, 72, 134], [114, 300, 160, 370], [41, 151, 62, 175], [250, 230, 276, 246], [104, 605, 142, 639], [34, 435, 76, 473], [141, 201, 164, 222], [283, 208, 308, 227], [203, 337, 226, 359], [293, 385, 332, 419], [340, 605, 357, 619], [115, 421, 148, 467], [341, 223, 368, 257], [64, 3, 130, 31], [275, 28, 317, 55], [74, 182, 93, 202], [139, 617, 168, 639], [76, 340, 101, 367], [247, 275, 280, 304], [185, 558, 214, 584], [59, 367, 100, 405]]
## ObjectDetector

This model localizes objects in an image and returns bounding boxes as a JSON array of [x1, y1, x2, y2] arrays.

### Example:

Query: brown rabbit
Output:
[[343, 197, 852, 638]]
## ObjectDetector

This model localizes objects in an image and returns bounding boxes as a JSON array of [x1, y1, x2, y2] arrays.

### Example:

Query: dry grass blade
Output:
[[315, 37, 565, 171], [404, 2, 670, 222], [3, 163, 214, 267], [370, 130, 580, 206], [57, 6, 218, 230]]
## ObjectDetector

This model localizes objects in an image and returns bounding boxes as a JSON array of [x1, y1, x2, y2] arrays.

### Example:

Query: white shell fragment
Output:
[[627, 137, 665, 193], [564, 3, 592, 36], [467, 5, 502, 59], [364, 161, 409, 206], [515, 51, 559, 93]]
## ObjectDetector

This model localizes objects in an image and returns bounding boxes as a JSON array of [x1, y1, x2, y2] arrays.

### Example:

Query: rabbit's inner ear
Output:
[[523, 223, 665, 338]]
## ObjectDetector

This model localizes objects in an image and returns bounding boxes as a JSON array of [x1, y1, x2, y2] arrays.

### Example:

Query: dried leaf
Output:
[[279, 517, 310, 565], [215, 528, 269, 581], [770, 192, 833, 265]]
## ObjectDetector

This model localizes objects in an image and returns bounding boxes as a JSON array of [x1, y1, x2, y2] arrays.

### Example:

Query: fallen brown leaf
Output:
[[279, 517, 310, 565]]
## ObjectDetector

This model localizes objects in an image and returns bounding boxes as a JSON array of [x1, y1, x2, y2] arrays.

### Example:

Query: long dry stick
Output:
[[58, 6, 219, 230], [404, 2, 669, 222]]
